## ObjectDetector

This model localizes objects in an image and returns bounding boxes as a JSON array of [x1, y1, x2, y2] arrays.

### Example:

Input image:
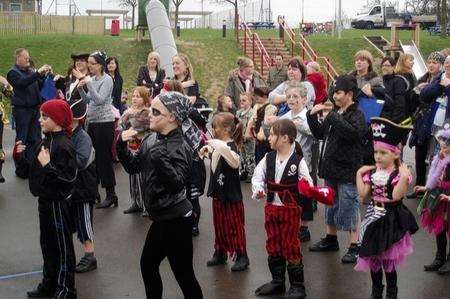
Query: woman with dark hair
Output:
[[269, 57, 316, 116], [74, 51, 118, 209], [137, 51, 166, 97], [106, 57, 124, 114], [395, 53, 417, 118], [380, 56, 407, 123]]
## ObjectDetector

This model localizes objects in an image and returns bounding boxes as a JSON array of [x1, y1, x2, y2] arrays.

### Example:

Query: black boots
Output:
[[96, 189, 118, 209], [369, 284, 384, 299], [231, 253, 250, 272], [0, 149, 5, 183], [341, 243, 359, 264], [123, 202, 142, 214], [206, 251, 227, 266], [75, 253, 97, 273], [438, 253, 450, 275], [299, 226, 311, 242], [27, 283, 54, 298], [309, 235, 339, 252], [424, 252, 446, 271], [255, 256, 286, 296], [283, 263, 306, 299]]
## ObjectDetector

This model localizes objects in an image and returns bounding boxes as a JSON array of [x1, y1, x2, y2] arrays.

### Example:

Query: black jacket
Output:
[[71, 126, 97, 203], [307, 103, 367, 183], [136, 66, 166, 97], [380, 74, 407, 123], [18, 131, 77, 201], [117, 128, 193, 221], [111, 73, 123, 111], [7, 65, 43, 108]]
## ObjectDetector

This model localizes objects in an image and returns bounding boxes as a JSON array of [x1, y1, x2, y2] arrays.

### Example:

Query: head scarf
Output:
[[158, 91, 201, 151]]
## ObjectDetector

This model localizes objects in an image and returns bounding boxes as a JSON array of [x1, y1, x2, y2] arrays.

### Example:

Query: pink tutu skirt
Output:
[[420, 205, 450, 236]]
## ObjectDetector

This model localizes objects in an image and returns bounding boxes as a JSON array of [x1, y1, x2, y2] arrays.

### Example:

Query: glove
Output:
[[298, 179, 335, 206]]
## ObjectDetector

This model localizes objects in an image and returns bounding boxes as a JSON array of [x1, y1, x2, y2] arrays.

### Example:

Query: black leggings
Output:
[[371, 269, 397, 289], [141, 216, 203, 299], [88, 122, 116, 189], [415, 138, 430, 186], [436, 231, 448, 256]]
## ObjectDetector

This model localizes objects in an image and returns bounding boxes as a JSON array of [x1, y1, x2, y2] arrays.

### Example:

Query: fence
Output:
[[0, 12, 106, 36]]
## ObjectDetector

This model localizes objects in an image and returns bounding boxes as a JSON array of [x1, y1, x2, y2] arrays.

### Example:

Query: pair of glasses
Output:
[[151, 108, 167, 117]]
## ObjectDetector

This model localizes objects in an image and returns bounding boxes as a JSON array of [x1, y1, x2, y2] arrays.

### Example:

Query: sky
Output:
[[41, 0, 407, 24]]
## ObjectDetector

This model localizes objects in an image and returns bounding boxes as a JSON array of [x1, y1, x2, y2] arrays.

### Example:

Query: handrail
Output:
[[277, 15, 339, 84], [238, 14, 272, 76]]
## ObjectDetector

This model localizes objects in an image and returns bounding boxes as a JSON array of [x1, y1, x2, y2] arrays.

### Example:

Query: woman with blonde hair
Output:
[[395, 53, 417, 118], [137, 51, 166, 97], [225, 56, 267, 108]]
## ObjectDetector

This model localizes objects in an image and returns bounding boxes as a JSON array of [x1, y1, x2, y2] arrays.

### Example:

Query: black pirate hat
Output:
[[70, 53, 90, 61], [68, 98, 87, 120], [370, 117, 412, 152]]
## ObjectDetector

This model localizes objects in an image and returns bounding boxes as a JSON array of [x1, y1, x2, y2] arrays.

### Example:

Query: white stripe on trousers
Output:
[[52, 201, 68, 298], [83, 203, 94, 241]]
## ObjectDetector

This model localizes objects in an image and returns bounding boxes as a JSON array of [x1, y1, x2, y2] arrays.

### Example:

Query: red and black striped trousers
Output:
[[265, 203, 302, 263], [212, 198, 247, 255]]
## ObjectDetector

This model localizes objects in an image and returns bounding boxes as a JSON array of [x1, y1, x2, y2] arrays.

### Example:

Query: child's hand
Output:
[[357, 165, 376, 175], [439, 194, 450, 202], [37, 146, 50, 167], [15, 141, 26, 154], [398, 163, 411, 179], [121, 128, 138, 142], [413, 186, 427, 194], [199, 145, 212, 159], [254, 190, 266, 201]]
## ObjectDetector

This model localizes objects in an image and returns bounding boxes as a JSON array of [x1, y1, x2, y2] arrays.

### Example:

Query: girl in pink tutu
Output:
[[414, 121, 450, 275], [355, 117, 418, 299]]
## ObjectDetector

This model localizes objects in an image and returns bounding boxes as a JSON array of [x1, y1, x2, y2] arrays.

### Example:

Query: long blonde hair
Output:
[[395, 53, 414, 74], [173, 53, 194, 81]]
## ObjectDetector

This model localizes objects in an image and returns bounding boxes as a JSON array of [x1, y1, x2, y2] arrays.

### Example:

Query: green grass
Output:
[[0, 28, 242, 105]]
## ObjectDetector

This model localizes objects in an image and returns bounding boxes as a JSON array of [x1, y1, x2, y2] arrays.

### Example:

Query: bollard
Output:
[[176, 25, 180, 37], [222, 20, 226, 38]]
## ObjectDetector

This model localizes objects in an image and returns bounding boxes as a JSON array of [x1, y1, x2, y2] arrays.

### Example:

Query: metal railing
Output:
[[237, 15, 272, 76], [277, 16, 338, 85]]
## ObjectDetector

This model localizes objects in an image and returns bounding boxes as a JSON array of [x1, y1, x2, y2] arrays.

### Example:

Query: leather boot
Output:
[[206, 251, 227, 266], [255, 256, 286, 296], [96, 192, 118, 209], [369, 284, 383, 299], [283, 262, 306, 299], [424, 252, 446, 271], [231, 253, 250, 272], [385, 286, 398, 299], [27, 283, 54, 298], [438, 253, 450, 275]]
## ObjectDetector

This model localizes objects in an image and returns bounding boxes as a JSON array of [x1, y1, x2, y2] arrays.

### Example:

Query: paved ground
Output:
[[1, 126, 450, 299]]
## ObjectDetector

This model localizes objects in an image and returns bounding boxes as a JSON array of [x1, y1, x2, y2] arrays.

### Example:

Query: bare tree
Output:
[[172, 0, 184, 29], [440, 0, 448, 37], [115, 0, 137, 29], [210, 0, 242, 29], [404, 0, 438, 14]]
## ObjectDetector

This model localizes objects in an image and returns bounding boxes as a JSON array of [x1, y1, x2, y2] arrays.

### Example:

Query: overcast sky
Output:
[[41, 0, 406, 23]]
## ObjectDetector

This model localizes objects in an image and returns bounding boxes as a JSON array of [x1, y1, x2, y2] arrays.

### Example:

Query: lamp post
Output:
[[337, 0, 342, 39]]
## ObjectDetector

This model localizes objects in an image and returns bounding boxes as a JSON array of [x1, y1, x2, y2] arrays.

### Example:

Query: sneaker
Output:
[[123, 203, 142, 214], [341, 244, 359, 264], [206, 251, 227, 266], [27, 283, 55, 298], [192, 226, 200, 237], [75, 255, 98, 273], [309, 236, 339, 252], [231, 254, 250, 272], [299, 227, 311, 242]]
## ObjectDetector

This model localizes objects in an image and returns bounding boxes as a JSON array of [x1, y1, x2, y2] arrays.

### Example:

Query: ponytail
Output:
[[294, 141, 303, 159]]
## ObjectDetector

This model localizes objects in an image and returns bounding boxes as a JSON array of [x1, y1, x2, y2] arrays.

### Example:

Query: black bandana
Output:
[[159, 92, 202, 151]]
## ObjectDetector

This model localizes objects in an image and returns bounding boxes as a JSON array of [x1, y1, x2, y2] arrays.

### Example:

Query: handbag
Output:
[[358, 96, 385, 124]]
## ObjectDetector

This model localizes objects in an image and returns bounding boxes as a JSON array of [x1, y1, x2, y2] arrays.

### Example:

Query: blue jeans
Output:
[[325, 180, 360, 231]]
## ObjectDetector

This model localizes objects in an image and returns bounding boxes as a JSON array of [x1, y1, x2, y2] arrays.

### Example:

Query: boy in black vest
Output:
[[15, 99, 78, 298]]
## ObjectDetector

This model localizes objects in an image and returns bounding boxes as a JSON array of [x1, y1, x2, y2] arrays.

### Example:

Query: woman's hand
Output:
[[413, 185, 427, 194], [361, 84, 373, 97], [0, 75, 9, 87], [72, 68, 85, 80]]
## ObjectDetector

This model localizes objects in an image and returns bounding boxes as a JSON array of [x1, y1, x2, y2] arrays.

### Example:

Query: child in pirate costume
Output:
[[252, 118, 313, 299], [414, 120, 450, 275], [200, 112, 250, 271], [355, 117, 418, 299], [68, 97, 98, 273], [14, 99, 78, 298]]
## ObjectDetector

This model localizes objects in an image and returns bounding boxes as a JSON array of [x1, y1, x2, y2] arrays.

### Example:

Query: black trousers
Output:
[[415, 137, 430, 186], [141, 216, 203, 299], [88, 122, 116, 189], [38, 198, 76, 299]]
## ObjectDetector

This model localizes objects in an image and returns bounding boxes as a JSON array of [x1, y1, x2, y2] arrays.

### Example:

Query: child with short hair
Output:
[[68, 98, 98, 273], [120, 86, 152, 215], [15, 99, 78, 299], [236, 92, 255, 182], [200, 112, 249, 272], [355, 117, 418, 299]]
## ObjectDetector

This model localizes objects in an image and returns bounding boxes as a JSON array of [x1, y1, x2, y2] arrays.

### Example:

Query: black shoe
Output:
[[75, 255, 97, 273], [309, 236, 339, 252], [369, 284, 383, 299], [231, 254, 249, 272], [299, 227, 311, 242], [27, 283, 54, 298], [424, 253, 446, 271], [123, 203, 142, 214], [96, 194, 118, 209], [386, 286, 398, 299], [283, 263, 306, 299], [192, 226, 200, 237], [438, 258, 450, 275], [206, 251, 227, 266], [255, 256, 286, 296], [341, 244, 359, 264]]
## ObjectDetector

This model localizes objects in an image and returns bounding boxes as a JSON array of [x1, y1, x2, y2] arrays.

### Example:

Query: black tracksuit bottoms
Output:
[[38, 198, 76, 299], [140, 216, 203, 299]]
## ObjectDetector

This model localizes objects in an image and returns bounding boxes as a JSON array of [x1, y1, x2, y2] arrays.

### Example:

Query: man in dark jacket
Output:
[[7, 48, 50, 178], [117, 92, 203, 299], [306, 74, 367, 264]]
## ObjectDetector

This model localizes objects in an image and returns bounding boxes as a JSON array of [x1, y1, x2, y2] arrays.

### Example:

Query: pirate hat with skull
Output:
[[371, 117, 412, 154]]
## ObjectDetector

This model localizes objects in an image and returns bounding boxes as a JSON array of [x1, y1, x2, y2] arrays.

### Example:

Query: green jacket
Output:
[[224, 69, 267, 108], [267, 65, 288, 91]]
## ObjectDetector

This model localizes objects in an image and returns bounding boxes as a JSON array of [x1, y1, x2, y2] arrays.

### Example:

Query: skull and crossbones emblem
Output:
[[371, 123, 386, 138]]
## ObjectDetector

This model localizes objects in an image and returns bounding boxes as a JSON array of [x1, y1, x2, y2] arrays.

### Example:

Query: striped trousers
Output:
[[265, 204, 302, 263], [72, 202, 94, 243], [212, 198, 247, 255]]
